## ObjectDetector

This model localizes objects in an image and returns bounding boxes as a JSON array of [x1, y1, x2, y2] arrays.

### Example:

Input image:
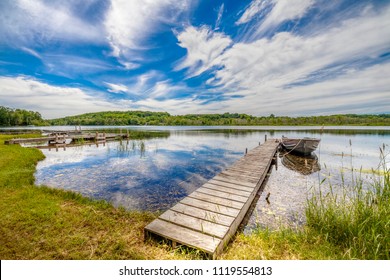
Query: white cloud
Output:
[[104, 82, 129, 94], [208, 5, 390, 94], [259, 0, 314, 32], [43, 55, 116, 78], [215, 3, 224, 30], [104, 0, 192, 64], [224, 62, 390, 116], [135, 97, 206, 114], [236, 0, 270, 25], [0, 0, 103, 45], [236, 0, 314, 37], [0, 76, 121, 118], [173, 4, 390, 116], [175, 26, 232, 77], [20, 47, 42, 59]]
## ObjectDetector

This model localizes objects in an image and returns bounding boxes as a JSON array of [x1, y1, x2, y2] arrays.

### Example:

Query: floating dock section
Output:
[[144, 139, 280, 259]]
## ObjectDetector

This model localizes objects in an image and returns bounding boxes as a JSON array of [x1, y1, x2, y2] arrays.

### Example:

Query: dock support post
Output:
[[275, 154, 278, 170], [265, 134, 268, 142], [271, 152, 278, 170]]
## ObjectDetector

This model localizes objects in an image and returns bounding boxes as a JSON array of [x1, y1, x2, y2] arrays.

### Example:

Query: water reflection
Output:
[[279, 149, 321, 175], [35, 135, 244, 211], [34, 128, 389, 231]]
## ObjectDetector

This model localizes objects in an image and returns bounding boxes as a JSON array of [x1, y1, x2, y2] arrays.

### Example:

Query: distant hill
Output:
[[48, 111, 390, 126]]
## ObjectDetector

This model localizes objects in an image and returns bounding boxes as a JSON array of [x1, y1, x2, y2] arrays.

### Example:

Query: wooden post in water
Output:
[[265, 134, 268, 142], [272, 153, 278, 170]]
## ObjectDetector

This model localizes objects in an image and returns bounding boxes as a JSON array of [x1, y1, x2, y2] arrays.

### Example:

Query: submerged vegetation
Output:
[[49, 111, 390, 126], [86, 128, 170, 140], [1, 133, 389, 259]]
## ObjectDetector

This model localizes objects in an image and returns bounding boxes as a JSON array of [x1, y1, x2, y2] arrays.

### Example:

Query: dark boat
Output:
[[281, 136, 320, 155]]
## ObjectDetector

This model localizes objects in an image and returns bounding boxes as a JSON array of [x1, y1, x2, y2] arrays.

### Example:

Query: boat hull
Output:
[[281, 137, 320, 155]]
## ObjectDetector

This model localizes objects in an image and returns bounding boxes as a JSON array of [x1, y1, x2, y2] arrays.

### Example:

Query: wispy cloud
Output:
[[225, 62, 390, 116], [236, 0, 270, 25], [104, 82, 129, 94], [198, 5, 390, 94], [175, 26, 232, 77], [20, 47, 42, 59], [104, 0, 192, 67], [258, 0, 314, 33], [236, 0, 314, 39], [215, 3, 225, 30], [174, 3, 390, 115], [0, 0, 104, 46], [43, 54, 117, 78]]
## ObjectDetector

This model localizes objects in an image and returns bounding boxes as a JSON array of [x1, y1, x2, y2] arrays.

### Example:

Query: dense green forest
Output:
[[0, 106, 47, 126], [48, 110, 390, 126], [1, 107, 389, 126]]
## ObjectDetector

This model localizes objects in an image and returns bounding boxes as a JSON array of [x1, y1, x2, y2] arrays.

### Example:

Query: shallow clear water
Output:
[[34, 127, 389, 231]]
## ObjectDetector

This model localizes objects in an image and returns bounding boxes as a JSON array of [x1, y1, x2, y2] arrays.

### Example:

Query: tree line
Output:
[[1, 107, 389, 127], [48, 110, 390, 126], [0, 106, 47, 126]]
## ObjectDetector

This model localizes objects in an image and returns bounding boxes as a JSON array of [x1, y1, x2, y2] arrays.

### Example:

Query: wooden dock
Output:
[[4, 131, 130, 150], [144, 139, 280, 259]]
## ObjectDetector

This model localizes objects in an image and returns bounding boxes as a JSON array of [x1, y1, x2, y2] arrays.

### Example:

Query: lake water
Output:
[[33, 126, 389, 232]]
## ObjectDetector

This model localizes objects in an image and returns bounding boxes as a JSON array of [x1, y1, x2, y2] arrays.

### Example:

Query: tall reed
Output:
[[306, 145, 389, 259]]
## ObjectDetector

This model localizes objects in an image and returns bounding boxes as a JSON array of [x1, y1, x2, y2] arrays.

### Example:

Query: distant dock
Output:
[[144, 139, 280, 259], [4, 130, 131, 150]]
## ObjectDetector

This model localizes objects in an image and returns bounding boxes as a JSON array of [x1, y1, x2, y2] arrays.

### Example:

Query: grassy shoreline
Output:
[[0, 134, 177, 259], [1, 134, 388, 259]]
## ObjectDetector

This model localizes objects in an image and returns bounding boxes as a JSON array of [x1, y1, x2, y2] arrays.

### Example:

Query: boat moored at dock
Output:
[[281, 136, 320, 155]]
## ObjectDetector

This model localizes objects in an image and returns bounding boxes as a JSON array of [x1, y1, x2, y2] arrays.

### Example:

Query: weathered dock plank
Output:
[[180, 197, 240, 217], [145, 219, 221, 255], [170, 203, 235, 227], [196, 187, 249, 203], [207, 179, 255, 192], [159, 210, 229, 239], [202, 183, 252, 197], [144, 139, 280, 259]]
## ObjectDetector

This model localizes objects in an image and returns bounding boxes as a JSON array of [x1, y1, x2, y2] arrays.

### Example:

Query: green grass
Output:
[[305, 151, 389, 259], [0, 134, 183, 259]]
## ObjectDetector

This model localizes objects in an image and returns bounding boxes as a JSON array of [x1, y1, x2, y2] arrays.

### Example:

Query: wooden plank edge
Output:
[[144, 219, 221, 258]]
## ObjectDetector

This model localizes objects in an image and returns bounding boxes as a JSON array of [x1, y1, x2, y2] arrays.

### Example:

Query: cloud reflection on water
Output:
[[35, 128, 389, 230]]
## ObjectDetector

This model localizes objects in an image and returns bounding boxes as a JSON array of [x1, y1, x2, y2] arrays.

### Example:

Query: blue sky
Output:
[[0, 0, 389, 119]]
